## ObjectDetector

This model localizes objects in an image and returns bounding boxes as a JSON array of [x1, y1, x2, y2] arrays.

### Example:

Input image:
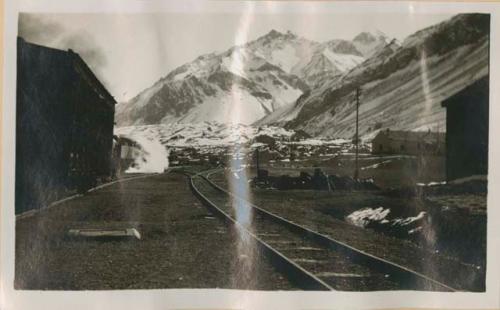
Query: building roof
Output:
[[373, 129, 445, 143], [18, 37, 116, 106]]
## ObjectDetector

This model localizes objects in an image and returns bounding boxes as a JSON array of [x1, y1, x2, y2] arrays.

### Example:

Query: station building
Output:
[[16, 38, 116, 214], [441, 76, 489, 181], [371, 129, 445, 156]]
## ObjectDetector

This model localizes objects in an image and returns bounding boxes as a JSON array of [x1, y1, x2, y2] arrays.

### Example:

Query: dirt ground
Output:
[[15, 171, 293, 290], [208, 169, 485, 292], [260, 154, 446, 190]]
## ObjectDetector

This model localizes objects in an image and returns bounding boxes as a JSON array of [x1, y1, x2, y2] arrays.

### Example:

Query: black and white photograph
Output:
[[3, 1, 498, 307]]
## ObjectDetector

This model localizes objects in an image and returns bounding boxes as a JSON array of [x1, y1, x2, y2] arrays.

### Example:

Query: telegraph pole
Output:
[[255, 146, 260, 178], [354, 87, 360, 180], [437, 121, 443, 155]]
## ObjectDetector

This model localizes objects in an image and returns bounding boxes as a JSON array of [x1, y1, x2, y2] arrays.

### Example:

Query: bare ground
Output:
[[15, 171, 294, 290]]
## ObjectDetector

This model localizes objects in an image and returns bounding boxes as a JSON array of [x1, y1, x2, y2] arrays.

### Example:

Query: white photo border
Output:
[[2, 1, 500, 309]]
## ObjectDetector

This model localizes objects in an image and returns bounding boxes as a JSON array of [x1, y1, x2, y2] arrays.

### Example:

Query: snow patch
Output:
[[346, 207, 390, 228], [416, 181, 447, 187], [270, 45, 301, 73], [322, 49, 365, 72], [346, 207, 428, 231], [392, 211, 427, 226], [361, 159, 394, 170]]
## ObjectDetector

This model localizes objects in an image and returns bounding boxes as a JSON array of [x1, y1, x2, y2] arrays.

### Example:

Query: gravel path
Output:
[[15, 172, 294, 290]]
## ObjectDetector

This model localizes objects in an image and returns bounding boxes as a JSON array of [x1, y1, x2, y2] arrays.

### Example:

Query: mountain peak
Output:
[[352, 30, 391, 58], [324, 39, 363, 56], [258, 29, 298, 41], [353, 30, 388, 43], [267, 29, 282, 37]]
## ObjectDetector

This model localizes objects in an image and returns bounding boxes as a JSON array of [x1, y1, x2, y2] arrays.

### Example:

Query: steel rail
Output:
[[189, 174, 333, 291], [200, 169, 458, 292]]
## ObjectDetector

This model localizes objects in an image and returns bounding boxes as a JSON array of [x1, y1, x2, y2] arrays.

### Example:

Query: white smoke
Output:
[[124, 135, 169, 174]]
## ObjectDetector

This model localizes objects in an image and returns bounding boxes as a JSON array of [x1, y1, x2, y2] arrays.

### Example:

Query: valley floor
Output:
[[15, 164, 486, 291]]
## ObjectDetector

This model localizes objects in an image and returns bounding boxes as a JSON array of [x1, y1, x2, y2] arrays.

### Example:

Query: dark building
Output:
[[16, 38, 116, 214], [441, 76, 489, 181], [371, 129, 445, 156]]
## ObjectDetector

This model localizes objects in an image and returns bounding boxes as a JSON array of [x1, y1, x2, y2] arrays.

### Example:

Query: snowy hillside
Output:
[[115, 14, 489, 141], [115, 46, 308, 126], [116, 29, 380, 126], [299, 39, 366, 87], [244, 30, 368, 86], [115, 122, 296, 149], [261, 14, 490, 140]]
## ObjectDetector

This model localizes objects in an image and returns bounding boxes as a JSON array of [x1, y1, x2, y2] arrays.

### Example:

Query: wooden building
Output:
[[371, 129, 445, 156], [16, 38, 116, 214], [441, 76, 489, 181]]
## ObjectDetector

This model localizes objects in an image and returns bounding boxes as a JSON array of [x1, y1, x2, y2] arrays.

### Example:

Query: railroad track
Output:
[[189, 169, 457, 292]]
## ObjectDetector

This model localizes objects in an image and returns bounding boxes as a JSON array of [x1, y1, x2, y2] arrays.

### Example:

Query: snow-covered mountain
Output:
[[260, 14, 490, 140], [243, 30, 367, 87], [115, 46, 307, 126], [245, 30, 320, 76], [299, 39, 366, 87], [116, 29, 377, 126]]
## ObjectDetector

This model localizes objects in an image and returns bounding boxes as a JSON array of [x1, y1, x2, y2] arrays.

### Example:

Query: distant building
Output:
[[112, 136, 142, 175], [441, 76, 489, 181], [371, 129, 445, 155], [16, 38, 116, 214]]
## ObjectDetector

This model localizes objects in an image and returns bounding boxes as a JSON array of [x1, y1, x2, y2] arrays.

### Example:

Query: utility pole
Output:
[[354, 87, 360, 180], [255, 146, 261, 178], [437, 121, 442, 155]]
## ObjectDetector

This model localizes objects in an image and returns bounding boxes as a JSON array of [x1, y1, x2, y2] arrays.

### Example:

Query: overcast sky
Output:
[[19, 12, 453, 102]]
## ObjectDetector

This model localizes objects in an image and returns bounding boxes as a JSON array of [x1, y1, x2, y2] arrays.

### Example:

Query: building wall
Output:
[[443, 77, 489, 181], [372, 134, 390, 154], [372, 133, 444, 156], [67, 57, 115, 179], [372, 137, 418, 154], [15, 39, 115, 214]]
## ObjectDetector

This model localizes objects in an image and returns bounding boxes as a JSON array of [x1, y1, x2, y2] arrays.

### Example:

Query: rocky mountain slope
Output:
[[260, 14, 490, 140], [352, 30, 392, 58], [116, 29, 380, 126]]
